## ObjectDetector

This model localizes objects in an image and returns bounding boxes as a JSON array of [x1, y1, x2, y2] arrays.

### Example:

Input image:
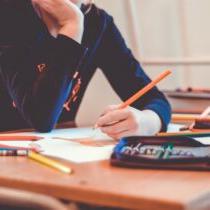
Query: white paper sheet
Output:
[[0, 127, 115, 163], [0, 127, 110, 140], [37, 138, 114, 163]]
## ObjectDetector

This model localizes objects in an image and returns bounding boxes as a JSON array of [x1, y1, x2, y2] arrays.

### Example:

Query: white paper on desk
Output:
[[36, 139, 114, 163], [0, 127, 111, 140], [0, 127, 114, 163], [0, 139, 114, 163]]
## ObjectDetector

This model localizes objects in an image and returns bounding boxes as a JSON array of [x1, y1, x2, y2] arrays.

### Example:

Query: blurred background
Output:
[[76, 0, 210, 125]]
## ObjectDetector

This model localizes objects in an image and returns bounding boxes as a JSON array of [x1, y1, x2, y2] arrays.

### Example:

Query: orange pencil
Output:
[[172, 114, 210, 123], [119, 70, 171, 109], [95, 70, 171, 128], [157, 131, 210, 137], [0, 135, 43, 141]]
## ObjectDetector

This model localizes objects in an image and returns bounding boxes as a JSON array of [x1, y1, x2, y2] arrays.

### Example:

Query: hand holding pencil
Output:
[[96, 107, 163, 139], [95, 70, 171, 139]]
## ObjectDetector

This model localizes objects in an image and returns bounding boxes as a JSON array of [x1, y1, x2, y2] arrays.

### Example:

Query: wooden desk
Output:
[[0, 155, 210, 210]]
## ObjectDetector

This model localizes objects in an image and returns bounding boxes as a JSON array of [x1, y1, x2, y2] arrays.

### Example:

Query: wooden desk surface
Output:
[[0, 156, 210, 210]]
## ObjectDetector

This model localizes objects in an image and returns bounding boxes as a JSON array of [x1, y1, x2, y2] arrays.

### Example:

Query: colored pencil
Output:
[[157, 131, 210, 137], [119, 70, 171, 109], [28, 151, 72, 174], [0, 135, 42, 141], [172, 114, 210, 123]]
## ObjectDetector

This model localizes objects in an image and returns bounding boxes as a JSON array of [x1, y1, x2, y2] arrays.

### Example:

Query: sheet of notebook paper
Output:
[[36, 138, 114, 163], [0, 127, 115, 163]]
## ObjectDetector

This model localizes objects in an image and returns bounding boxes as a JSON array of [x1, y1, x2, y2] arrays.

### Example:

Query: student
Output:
[[0, 0, 171, 138]]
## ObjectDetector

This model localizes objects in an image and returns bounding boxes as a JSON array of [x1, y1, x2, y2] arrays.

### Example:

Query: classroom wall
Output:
[[76, 0, 210, 126]]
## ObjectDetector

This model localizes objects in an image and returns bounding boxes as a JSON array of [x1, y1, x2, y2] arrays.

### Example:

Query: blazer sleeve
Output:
[[96, 15, 171, 131]]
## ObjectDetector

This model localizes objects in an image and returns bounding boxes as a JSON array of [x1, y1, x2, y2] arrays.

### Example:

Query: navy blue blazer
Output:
[[0, 1, 171, 132]]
